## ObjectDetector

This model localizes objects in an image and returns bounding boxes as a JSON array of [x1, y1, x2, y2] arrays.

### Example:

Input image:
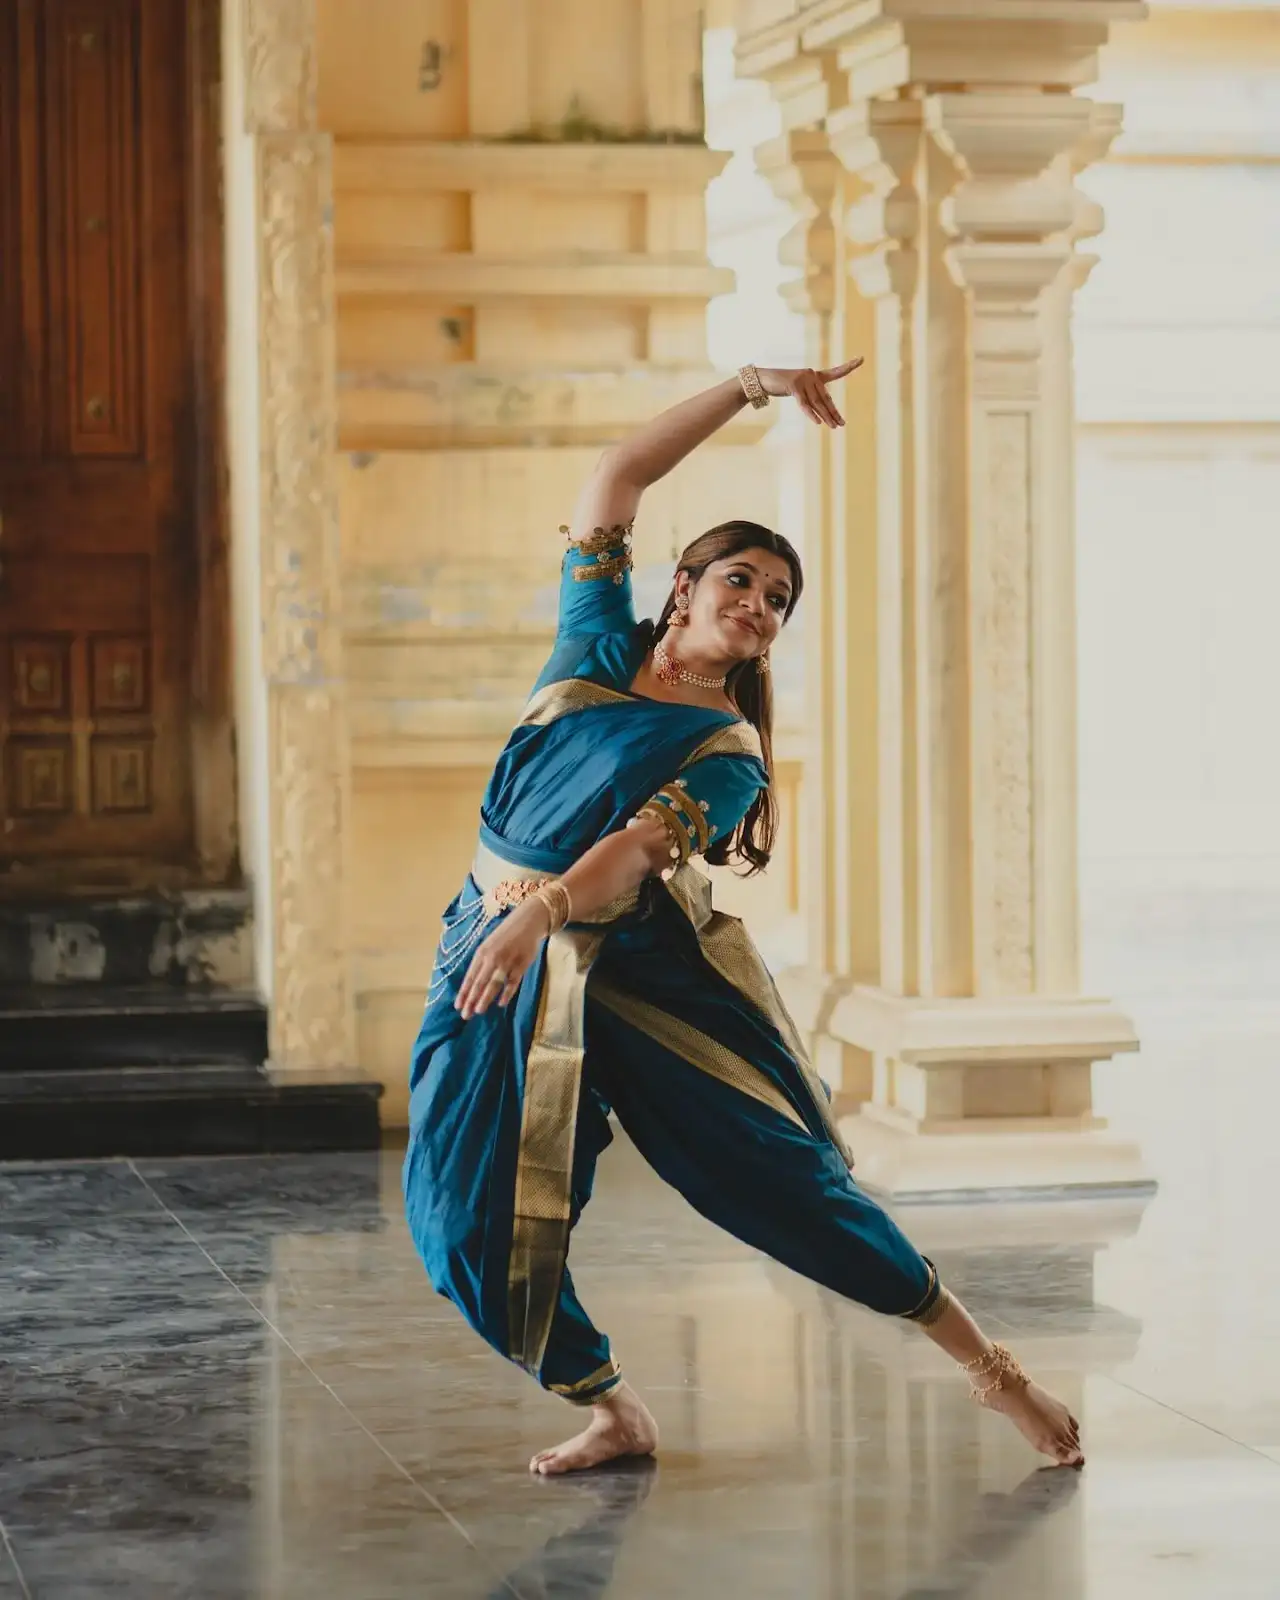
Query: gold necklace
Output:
[[653, 640, 727, 691]]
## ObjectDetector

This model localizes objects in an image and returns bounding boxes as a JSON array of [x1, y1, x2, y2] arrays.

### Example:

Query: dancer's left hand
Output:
[[756, 359, 863, 428], [455, 900, 549, 1019]]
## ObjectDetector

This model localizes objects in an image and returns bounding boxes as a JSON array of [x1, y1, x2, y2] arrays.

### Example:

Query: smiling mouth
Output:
[[725, 616, 760, 637]]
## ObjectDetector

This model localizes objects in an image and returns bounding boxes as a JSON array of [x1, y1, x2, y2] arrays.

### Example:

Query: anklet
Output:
[[962, 1343, 1029, 1406]]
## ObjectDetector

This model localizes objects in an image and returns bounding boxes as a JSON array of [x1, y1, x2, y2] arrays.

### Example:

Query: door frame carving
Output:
[[188, 0, 237, 885]]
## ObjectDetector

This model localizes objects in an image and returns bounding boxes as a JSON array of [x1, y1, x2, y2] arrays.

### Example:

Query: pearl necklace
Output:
[[653, 640, 727, 691]]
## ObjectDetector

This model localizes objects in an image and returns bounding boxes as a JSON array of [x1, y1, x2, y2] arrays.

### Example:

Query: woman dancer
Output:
[[404, 362, 1083, 1476]]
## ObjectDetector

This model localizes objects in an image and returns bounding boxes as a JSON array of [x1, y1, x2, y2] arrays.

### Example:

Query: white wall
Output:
[[1076, 432, 1280, 891], [1075, 8, 1280, 998], [222, 0, 272, 999]]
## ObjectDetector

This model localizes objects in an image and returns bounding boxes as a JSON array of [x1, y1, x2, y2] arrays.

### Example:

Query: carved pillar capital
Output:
[[829, 98, 925, 304], [1068, 101, 1125, 290], [927, 92, 1090, 379], [755, 129, 842, 314]]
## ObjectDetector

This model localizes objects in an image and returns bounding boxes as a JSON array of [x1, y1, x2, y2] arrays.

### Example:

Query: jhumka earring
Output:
[[671, 596, 691, 627], [756, 651, 771, 675]]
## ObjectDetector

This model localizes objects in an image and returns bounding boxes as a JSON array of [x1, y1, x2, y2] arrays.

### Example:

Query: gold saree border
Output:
[[683, 720, 763, 766], [592, 979, 809, 1133], [520, 678, 632, 728], [661, 865, 855, 1168], [508, 928, 605, 1376], [548, 1355, 624, 1406], [902, 1259, 947, 1323]]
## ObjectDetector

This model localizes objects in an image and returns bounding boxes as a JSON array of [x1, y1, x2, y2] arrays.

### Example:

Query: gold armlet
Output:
[[571, 551, 633, 585], [561, 522, 634, 556], [634, 803, 691, 870]]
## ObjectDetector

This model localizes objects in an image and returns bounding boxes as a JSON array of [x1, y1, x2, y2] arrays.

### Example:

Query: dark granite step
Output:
[[0, 983, 269, 1069], [0, 1064, 383, 1160], [0, 889, 253, 987]]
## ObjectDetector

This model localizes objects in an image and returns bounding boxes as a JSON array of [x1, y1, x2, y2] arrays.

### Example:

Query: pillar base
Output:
[[829, 986, 1152, 1200], [777, 965, 876, 1103], [841, 1107, 1152, 1201]]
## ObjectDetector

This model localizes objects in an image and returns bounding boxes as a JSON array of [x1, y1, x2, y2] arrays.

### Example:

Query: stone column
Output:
[[746, 49, 885, 1103], [753, 127, 853, 1072], [242, 0, 355, 1069], [738, 0, 1150, 1196]]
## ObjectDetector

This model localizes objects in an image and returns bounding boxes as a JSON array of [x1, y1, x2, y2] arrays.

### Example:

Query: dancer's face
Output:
[[676, 547, 793, 664]]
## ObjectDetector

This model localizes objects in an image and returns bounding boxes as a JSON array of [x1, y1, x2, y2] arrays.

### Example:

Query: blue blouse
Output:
[[477, 524, 767, 868]]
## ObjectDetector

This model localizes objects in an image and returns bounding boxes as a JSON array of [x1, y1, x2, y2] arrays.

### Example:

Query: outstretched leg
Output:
[[912, 1289, 1083, 1467], [586, 992, 1082, 1469]]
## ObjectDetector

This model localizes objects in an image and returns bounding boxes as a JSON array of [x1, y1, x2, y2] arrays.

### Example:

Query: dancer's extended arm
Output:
[[569, 362, 861, 542]]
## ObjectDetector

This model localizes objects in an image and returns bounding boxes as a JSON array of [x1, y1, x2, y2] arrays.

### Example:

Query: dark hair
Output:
[[654, 520, 802, 875]]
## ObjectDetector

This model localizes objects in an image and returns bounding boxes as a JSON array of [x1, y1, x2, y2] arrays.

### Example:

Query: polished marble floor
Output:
[[3, 970, 1280, 1597]]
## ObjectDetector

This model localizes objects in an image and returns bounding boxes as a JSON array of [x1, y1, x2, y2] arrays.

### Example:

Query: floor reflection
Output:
[[3, 1012, 1280, 1598], [896, 1468, 1082, 1600], [486, 1464, 657, 1600]]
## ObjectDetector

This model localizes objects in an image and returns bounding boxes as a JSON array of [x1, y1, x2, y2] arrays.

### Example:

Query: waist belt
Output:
[[470, 837, 642, 926]]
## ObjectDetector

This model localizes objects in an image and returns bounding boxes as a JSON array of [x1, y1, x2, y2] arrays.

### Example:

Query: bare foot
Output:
[[983, 1377, 1084, 1468], [529, 1382, 659, 1477]]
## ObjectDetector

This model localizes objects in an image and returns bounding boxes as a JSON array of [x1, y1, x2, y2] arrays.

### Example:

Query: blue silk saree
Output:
[[404, 525, 940, 1406]]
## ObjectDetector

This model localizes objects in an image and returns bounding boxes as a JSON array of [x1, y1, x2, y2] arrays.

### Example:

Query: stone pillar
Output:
[[317, 0, 771, 1118], [753, 124, 857, 1080], [748, 52, 885, 1104], [243, 0, 355, 1069], [738, 0, 1150, 1196]]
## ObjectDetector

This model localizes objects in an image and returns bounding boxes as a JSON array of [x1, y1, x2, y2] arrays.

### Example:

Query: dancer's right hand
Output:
[[756, 359, 863, 428], [455, 899, 550, 1020]]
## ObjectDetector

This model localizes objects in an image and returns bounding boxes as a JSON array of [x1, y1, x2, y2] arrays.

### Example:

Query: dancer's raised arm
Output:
[[569, 361, 862, 542]]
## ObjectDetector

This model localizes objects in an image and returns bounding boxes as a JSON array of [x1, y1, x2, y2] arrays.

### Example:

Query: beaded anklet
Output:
[[961, 1343, 1030, 1406]]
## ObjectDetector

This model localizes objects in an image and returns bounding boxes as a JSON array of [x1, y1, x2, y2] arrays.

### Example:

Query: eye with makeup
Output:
[[725, 570, 790, 611]]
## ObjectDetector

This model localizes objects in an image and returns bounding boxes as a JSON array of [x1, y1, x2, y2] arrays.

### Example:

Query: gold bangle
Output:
[[738, 364, 769, 410], [533, 880, 572, 934]]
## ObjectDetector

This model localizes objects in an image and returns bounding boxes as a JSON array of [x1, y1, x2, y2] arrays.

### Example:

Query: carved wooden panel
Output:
[[91, 735, 151, 812], [49, 0, 143, 456], [0, 0, 196, 867], [11, 637, 72, 714], [91, 634, 148, 712], [7, 738, 75, 815]]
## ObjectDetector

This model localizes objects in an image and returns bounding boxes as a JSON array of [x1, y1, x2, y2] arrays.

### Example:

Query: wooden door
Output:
[[0, 0, 196, 877]]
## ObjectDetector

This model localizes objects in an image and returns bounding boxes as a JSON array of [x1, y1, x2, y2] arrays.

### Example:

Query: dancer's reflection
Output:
[[487, 1459, 657, 1599], [897, 1467, 1081, 1599]]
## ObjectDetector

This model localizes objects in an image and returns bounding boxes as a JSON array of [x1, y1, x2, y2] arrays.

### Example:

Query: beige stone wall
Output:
[[315, 0, 786, 1121]]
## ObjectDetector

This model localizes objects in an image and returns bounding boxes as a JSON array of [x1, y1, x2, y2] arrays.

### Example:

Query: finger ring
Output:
[[489, 970, 508, 987]]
